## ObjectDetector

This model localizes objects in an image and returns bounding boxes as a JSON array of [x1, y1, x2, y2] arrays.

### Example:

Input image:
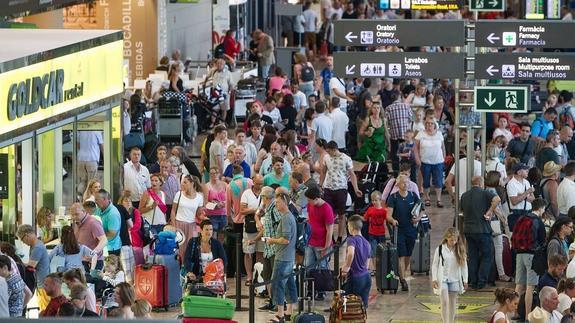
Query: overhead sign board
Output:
[[376, 0, 462, 10], [474, 86, 530, 113], [0, 154, 7, 199], [334, 52, 465, 79], [0, 0, 90, 18], [476, 20, 575, 48], [475, 53, 575, 80], [334, 20, 465, 47], [470, 0, 505, 11]]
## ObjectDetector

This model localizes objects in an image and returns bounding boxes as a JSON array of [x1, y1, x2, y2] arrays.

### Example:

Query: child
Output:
[[411, 108, 426, 135], [98, 255, 125, 288], [222, 144, 236, 172], [363, 191, 389, 272], [49, 225, 95, 273], [342, 215, 372, 308], [398, 130, 417, 183]]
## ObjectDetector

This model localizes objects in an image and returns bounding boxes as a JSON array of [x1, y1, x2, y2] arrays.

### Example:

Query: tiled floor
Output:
[[151, 192, 513, 322]]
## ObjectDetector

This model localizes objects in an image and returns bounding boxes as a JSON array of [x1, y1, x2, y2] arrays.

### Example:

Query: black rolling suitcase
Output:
[[410, 231, 431, 275], [375, 225, 399, 294], [293, 279, 325, 323]]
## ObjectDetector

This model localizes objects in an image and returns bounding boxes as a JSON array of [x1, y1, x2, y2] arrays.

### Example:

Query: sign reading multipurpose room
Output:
[[6, 69, 85, 121], [475, 20, 575, 48], [475, 53, 575, 80], [334, 20, 465, 47], [334, 52, 465, 79]]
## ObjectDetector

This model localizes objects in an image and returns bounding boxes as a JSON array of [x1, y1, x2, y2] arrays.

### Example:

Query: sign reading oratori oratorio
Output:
[[6, 69, 85, 121]]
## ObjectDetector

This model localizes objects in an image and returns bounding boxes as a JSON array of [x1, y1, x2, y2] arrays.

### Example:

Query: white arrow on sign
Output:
[[489, 0, 498, 7], [346, 65, 356, 75], [484, 92, 496, 107], [345, 32, 358, 43], [486, 65, 500, 76], [487, 33, 500, 44]]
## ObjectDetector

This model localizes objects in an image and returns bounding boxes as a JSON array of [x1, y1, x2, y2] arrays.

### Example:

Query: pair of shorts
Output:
[[420, 163, 444, 189], [369, 235, 386, 257], [515, 253, 539, 286], [304, 32, 316, 48], [441, 281, 460, 293], [396, 231, 416, 257], [120, 246, 135, 284], [209, 215, 227, 232], [323, 188, 348, 215], [243, 232, 258, 254]]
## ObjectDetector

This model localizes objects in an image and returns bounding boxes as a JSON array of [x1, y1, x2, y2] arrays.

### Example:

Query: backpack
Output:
[[300, 63, 315, 82], [560, 106, 575, 129], [214, 43, 225, 59], [532, 236, 560, 276], [290, 203, 310, 255], [153, 230, 179, 255], [140, 217, 153, 247], [511, 214, 539, 251]]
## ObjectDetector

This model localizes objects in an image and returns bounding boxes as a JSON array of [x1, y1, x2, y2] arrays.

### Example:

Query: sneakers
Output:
[[499, 275, 514, 282], [400, 279, 409, 291], [315, 292, 325, 301]]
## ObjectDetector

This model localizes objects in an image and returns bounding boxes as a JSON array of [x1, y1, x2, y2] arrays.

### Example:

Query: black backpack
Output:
[[300, 64, 315, 82]]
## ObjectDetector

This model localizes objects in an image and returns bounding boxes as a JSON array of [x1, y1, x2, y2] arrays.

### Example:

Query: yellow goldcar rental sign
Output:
[[0, 40, 124, 137]]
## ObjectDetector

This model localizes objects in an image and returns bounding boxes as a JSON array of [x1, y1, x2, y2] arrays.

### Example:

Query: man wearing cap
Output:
[[538, 286, 563, 322], [320, 141, 362, 242], [506, 163, 536, 232], [557, 161, 575, 217]]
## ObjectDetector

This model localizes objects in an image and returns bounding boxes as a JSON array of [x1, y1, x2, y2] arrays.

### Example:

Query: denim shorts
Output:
[[271, 260, 298, 306], [515, 253, 539, 286], [420, 163, 444, 189], [209, 215, 227, 232], [441, 280, 460, 293]]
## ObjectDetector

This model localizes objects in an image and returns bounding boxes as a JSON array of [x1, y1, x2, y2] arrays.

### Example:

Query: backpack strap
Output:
[[438, 245, 444, 266]]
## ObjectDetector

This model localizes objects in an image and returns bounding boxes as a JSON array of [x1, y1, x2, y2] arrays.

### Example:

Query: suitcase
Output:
[[183, 319, 238, 323], [410, 231, 431, 275], [375, 226, 399, 294], [147, 254, 182, 306], [329, 293, 366, 323], [143, 132, 160, 166], [134, 264, 168, 310], [181, 295, 235, 320], [292, 279, 325, 323]]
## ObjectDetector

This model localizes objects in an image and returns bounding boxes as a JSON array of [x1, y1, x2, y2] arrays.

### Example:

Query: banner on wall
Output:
[[213, 0, 230, 44], [64, 0, 158, 86], [0, 40, 124, 139]]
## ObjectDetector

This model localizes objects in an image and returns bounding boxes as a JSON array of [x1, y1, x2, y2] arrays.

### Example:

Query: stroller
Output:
[[189, 85, 226, 134]]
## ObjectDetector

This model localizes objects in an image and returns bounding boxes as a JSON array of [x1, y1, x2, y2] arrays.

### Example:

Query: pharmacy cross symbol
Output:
[[504, 34, 514, 44]]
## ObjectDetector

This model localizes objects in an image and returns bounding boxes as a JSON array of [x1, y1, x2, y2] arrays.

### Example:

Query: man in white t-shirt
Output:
[[123, 147, 151, 209], [445, 152, 482, 202], [320, 141, 362, 242], [311, 101, 334, 142], [240, 174, 263, 286], [262, 96, 282, 124], [291, 83, 308, 112], [506, 163, 535, 232], [329, 76, 350, 112], [329, 97, 349, 150], [77, 131, 103, 195]]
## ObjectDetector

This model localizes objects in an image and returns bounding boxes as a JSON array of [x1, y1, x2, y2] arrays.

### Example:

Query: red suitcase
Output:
[[135, 264, 168, 310], [183, 319, 238, 323]]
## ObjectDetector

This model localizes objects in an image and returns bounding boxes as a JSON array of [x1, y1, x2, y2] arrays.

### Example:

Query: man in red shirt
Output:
[[304, 186, 335, 300], [71, 202, 108, 271], [40, 273, 69, 317]]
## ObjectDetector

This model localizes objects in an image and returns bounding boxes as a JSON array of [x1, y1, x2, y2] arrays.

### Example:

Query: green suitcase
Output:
[[182, 295, 235, 319]]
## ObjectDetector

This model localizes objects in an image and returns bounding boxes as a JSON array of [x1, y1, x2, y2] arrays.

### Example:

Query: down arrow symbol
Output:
[[484, 92, 496, 107]]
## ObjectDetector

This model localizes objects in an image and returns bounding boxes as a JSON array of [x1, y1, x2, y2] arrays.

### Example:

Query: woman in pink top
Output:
[[203, 167, 228, 241], [268, 66, 287, 96]]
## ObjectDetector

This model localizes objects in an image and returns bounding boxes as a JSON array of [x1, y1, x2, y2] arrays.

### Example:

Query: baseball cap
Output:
[[512, 163, 530, 174]]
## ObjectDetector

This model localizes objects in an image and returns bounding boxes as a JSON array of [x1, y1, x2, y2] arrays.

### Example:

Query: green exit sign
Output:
[[474, 86, 530, 113], [470, 0, 505, 11]]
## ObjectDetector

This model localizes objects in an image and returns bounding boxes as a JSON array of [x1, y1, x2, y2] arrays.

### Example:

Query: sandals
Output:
[[268, 315, 285, 323], [424, 199, 431, 207], [436, 201, 444, 208], [245, 279, 253, 287]]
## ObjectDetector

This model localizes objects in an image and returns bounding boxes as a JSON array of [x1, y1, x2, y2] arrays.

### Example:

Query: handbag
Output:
[[308, 268, 335, 292]]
